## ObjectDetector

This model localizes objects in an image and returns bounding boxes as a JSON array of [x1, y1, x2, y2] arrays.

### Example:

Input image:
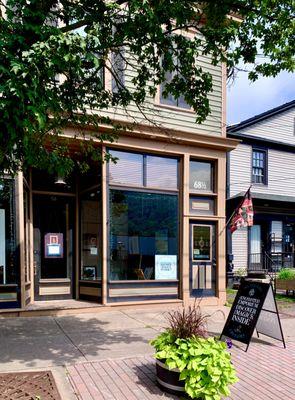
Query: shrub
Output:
[[150, 303, 238, 400], [278, 268, 295, 281], [166, 301, 208, 339]]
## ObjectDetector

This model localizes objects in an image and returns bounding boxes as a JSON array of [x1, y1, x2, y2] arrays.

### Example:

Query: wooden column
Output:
[[16, 172, 26, 309], [182, 154, 190, 305], [101, 146, 108, 305], [216, 155, 227, 304]]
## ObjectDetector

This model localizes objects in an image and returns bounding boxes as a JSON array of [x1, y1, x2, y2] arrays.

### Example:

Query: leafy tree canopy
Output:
[[0, 0, 294, 176]]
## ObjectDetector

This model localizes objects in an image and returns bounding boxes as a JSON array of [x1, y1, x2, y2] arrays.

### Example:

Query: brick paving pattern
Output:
[[67, 341, 295, 400]]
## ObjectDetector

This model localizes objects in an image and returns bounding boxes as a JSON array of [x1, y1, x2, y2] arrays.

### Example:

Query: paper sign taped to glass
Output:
[[155, 255, 177, 280], [44, 233, 63, 258]]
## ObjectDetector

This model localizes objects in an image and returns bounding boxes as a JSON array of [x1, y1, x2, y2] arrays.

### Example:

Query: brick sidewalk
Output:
[[67, 341, 295, 400]]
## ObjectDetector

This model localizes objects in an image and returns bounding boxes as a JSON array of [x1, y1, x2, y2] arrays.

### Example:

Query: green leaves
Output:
[[1, 1, 294, 175], [151, 331, 238, 400]]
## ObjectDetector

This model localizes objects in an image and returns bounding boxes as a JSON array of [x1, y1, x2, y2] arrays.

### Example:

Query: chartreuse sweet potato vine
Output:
[[151, 331, 238, 400]]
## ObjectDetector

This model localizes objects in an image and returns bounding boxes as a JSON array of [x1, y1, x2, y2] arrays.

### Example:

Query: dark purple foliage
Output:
[[166, 300, 208, 339]]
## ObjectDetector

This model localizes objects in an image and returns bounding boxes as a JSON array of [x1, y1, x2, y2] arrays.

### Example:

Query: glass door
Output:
[[190, 222, 216, 297], [33, 195, 74, 300]]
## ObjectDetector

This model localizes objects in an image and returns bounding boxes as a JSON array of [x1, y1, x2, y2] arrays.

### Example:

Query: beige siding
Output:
[[101, 52, 223, 136], [232, 228, 248, 270], [238, 107, 295, 144]]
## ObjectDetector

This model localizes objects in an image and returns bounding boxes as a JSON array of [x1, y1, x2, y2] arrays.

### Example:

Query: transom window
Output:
[[108, 150, 178, 190], [252, 149, 267, 184]]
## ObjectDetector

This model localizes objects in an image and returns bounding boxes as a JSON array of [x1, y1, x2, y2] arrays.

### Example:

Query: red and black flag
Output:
[[230, 188, 254, 234]]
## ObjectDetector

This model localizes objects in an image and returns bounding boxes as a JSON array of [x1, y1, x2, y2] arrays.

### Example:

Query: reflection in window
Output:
[[190, 161, 213, 192], [81, 190, 102, 281], [192, 225, 211, 261], [109, 150, 143, 186], [160, 53, 190, 109], [146, 156, 178, 189], [252, 149, 266, 184], [108, 150, 178, 190], [109, 190, 178, 281], [0, 180, 18, 285]]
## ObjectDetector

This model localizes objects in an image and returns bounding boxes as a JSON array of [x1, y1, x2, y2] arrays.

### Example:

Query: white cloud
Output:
[[227, 70, 295, 125]]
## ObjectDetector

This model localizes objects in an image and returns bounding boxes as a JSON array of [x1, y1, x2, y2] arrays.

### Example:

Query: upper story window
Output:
[[108, 149, 178, 190], [160, 53, 190, 110], [252, 149, 267, 184], [111, 49, 125, 93]]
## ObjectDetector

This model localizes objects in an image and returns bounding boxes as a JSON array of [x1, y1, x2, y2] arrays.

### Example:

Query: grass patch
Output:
[[226, 288, 295, 307]]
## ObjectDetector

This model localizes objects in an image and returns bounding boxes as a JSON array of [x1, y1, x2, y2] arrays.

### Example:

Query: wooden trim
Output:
[[63, 125, 239, 152], [32, 190, 76, 197], [16, 172, 26, 309], [101, 146, 108, 305], [39, 278, 71, 283], [75, 179, 79, 299], [108, 279, 179, 284], [221, 62, 227, 137], [29, 169, 34, 302]]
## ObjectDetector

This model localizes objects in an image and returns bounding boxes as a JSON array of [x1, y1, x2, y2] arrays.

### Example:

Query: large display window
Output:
[[0, 179, 18, 285], [109, 190, 178, 281]]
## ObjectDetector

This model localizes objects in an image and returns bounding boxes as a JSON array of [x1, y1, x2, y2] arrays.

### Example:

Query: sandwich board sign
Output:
[[220, 280, 285, 351]]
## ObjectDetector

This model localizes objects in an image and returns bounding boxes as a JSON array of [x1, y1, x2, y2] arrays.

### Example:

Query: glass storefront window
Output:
[[0, 180, 18, 285], [109, 190, 178, 281], [81, 189, 102, 281], [189, 161, 214, 192]]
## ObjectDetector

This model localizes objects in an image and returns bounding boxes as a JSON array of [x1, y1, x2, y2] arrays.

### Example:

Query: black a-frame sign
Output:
[[221, 280, 285, 351]]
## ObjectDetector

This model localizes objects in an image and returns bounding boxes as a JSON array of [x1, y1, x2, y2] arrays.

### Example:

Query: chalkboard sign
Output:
[[221, 280, 285, 351]]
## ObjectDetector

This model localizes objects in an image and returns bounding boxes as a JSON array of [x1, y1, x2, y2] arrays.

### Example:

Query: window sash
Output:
[[252, 150, 266, 184]]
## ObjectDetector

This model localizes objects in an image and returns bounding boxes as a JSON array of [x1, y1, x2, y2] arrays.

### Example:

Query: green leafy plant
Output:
[[150, 304, 238, 400], [278, 268, 295, 281]]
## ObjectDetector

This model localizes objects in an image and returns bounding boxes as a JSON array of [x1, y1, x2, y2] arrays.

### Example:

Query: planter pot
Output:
[[156, 359, 185, 396], [276, 278, 295, 292]]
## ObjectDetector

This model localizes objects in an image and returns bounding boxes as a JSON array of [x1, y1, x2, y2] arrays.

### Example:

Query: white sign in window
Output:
[[155, 255, 177, 280]]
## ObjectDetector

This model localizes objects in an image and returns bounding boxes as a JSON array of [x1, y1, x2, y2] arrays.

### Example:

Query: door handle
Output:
[[34, 261, 37, 276]]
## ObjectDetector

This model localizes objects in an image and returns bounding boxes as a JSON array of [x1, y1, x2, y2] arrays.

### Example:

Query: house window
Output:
[[160, 53, 190, 109], [252, 149, 267, 184], [111, 49, 125, 93]]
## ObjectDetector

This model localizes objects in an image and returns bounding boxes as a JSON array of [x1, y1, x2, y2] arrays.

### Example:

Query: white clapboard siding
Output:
[[238, 107, 295, 145], [101, 50, 223, 136], [252, 149, 295, 197], [228, 144, 252, 198], [229, 144, 295, 199], [232, 228, 248, 269]]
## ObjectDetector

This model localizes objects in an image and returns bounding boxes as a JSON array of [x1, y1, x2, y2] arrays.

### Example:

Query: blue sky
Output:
[[227, 70, 295, 125]]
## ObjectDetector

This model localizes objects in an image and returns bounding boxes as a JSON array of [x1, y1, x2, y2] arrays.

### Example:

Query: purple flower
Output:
[[226, 338, 233, 349]]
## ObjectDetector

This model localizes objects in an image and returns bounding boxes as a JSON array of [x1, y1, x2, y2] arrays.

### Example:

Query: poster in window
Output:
[[44, 233, 63, 258], [155, 255, 177, 280], [192, 225, 211, 261]]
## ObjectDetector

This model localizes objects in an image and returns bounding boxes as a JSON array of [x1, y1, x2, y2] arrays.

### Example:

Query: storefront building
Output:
[[0, 129, 238, 312], [0, 48, 238, 312]]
